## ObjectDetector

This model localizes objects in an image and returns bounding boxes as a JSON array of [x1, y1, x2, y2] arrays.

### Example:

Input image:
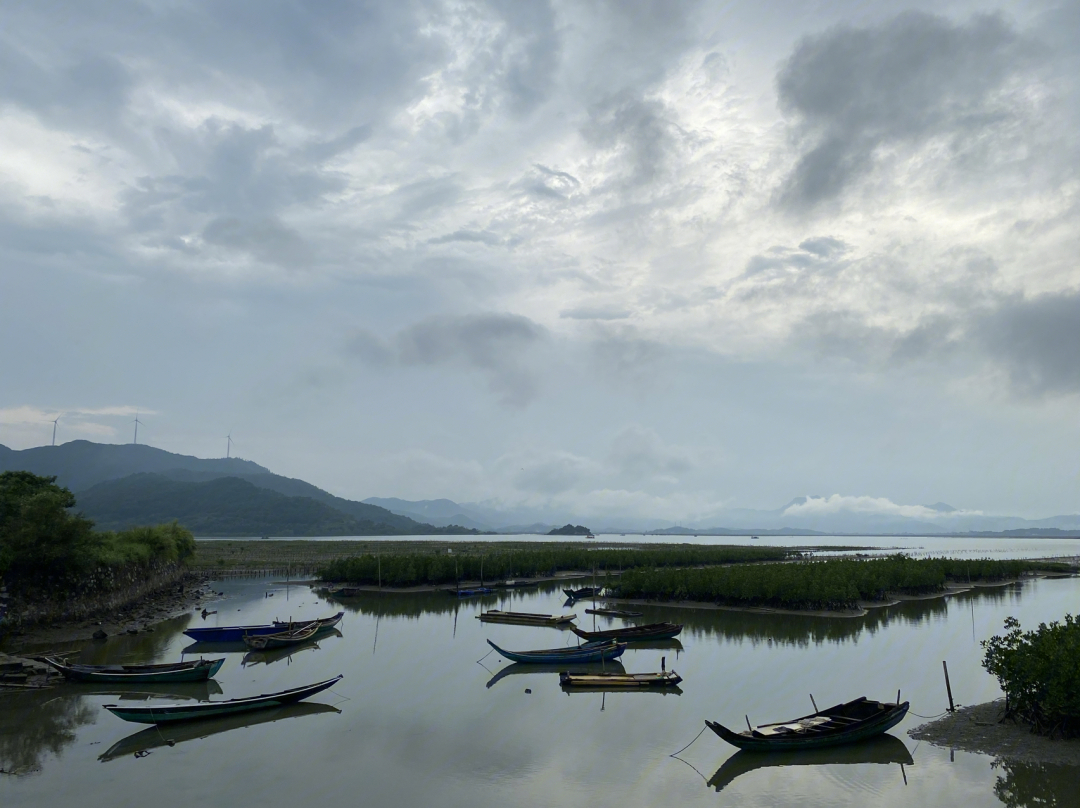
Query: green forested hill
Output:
[[74, 474, 484, 536]]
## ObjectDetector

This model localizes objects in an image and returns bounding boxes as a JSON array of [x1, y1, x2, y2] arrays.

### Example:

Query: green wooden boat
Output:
[[43, 657, 225, 684], [706, 696, 910, 752], [104, 674, 343, 724]]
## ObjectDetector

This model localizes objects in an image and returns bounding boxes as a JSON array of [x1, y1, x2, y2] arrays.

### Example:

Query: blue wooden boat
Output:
[[182, 612, 344, 643], [486, 639, 626, 664], [706, 696, 910, 751], [43, 657, 225, 684], [104, 675, 343, 724]]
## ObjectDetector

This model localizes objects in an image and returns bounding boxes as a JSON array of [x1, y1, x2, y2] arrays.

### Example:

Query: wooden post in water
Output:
[[378, 554, 381, 590], [943, 660, 955, 712]]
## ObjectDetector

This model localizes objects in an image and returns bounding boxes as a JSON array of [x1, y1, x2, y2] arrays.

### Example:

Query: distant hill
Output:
[[0, 441, 269, 491], [75, 474, 488, 536], [0, 441, 485, 537]]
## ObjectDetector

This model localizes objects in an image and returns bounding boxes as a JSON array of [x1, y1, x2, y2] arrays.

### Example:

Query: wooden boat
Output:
[[328, 587, 364, 597], [42, 657, 225, 684], [705, 696, 910, 752], [706, 733, 913, 793], [571, 622, 682, 642], [242, 622, 320, 650], [104, 675, 343, 724], [563, 586, 602, 599], [559, 669, 682, 688], [444, 587, 494, 598], [100, 702, 341, 761], [182, 612, 344, 643], [486, 639, 625, 664], [477, 610, 576, 626], [585, 608, 643, 618], [242, 629, 341, 667]]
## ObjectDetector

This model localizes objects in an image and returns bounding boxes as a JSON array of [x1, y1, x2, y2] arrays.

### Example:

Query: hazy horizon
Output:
[[2, 1, 1078, 522]]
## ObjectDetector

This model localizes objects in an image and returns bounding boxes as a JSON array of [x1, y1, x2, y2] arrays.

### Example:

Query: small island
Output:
[[547, 524, 592, 536]]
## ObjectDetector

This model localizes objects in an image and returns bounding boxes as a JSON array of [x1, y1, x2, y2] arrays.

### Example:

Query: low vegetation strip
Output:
[[982, 614, 1080, 739], [611, 555, 1072, 612], [316, 544, 794, 586]]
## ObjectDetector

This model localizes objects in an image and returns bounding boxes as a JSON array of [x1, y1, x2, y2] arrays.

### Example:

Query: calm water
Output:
[[204, 533, 1080, 562], [2, 573, 1078, 806]]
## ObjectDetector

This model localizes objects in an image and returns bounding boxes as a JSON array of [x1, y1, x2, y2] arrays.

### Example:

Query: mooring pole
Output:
[[943, 660, 955, 712], [745, 715, 752, 732], [810, 693, 819, 712]]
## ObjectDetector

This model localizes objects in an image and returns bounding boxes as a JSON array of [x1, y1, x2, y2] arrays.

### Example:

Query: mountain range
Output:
[[0, 442, 483, 537], [3, 440, 1078, 536]]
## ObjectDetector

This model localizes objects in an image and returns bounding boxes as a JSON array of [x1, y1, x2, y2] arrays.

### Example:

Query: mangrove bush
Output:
[[982, 615, 1080, 738], [611, 555, 1066, 611], [318, 544, 793, 587]]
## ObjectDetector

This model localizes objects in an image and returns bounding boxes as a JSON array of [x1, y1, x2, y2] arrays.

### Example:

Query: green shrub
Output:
[[982, 615, 1080, 738]]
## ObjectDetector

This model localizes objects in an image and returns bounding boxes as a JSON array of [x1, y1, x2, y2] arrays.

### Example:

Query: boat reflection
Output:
[[241, 629, 342, 666], [485, 661, 626, 689], [62, 680, 223, 701], [98, 702, 342, 761], [706, 733, 913, 793], [181, 640, 248, 655]]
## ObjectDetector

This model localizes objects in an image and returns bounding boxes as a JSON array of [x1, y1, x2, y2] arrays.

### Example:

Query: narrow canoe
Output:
[[243, 622, 321, 650], [706, 733, 913, 793], [571, 622, 682, 642], [182, 612, 344, 643], [444, 587, 495, 598], [104, 675, 343, 724], [559, 669, 683, 688], [563, 587, 602, 599], [486, 639, 626, 664], [705, 696, 910, 752], [477, 611, 577, 626], [100, 702, 341, 761], [584, 608, 643, 618], [43, 657, 225, 684]]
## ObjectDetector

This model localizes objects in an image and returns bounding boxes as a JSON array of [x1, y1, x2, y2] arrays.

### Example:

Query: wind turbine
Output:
[[51, 415, 61, 446], [132, 412, 143, 445], [225, 432, 234, 459]]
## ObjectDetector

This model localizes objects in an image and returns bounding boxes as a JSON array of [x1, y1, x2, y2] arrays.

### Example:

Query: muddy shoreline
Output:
[[0, 571, 216, 654], [909, 700, 1080, 766]]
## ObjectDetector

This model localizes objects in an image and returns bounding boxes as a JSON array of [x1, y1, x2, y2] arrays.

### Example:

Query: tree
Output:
[[0, 471, 97, 577]]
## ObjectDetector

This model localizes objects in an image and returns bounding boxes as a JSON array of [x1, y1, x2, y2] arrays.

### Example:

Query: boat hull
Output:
[[706, 699, 910, 752], [104, 675, 343, 724], [44, 657, 225, 684], [571, 622, 682, 642], [183, 612, 343, 643], [477, 611, 576, 626], [559, 670, 682, 688], [486, 639, 625, 664]]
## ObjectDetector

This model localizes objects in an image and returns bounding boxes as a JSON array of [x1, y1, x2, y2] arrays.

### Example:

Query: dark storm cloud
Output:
[[776, 11, 1039, 210], [582, 94, 675, 189], [973, 291, 1080, 396], [795, 287, 1080, 398], [348, 313, 548, 406]]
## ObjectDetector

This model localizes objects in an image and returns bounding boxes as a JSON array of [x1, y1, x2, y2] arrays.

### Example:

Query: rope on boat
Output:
[[669, 724, 708, 757], [475, 648, 494, 664], [908, 709, 951, 719]]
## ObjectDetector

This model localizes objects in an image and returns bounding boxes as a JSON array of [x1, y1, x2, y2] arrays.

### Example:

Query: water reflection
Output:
[[75, 615, 193, 664], [0, 690, 96, 776], [63, 680, 223, 701], [992, 759, 1080, 807], [706, 733, 914, 793], [484, 661, 627, 689], [99, 702, 341, 762]]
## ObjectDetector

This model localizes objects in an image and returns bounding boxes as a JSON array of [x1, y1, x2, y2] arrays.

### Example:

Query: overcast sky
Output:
[[1, 0, 1078, 520]]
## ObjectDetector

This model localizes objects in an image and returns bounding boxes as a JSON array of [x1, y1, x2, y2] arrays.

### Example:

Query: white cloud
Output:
[[783, 495, 982, 520]]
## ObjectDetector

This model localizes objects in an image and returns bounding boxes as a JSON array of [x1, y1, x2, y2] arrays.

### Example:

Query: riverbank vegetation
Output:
[[317, 544, 795, 586], [982, 614, 1080, 738], [611, 555, 1072, 612], [0, 471, 195, 598]]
